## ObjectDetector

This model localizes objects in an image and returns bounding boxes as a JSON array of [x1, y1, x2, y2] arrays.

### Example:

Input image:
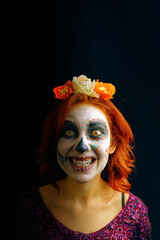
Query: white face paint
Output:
[[57, 104, 111, 183]]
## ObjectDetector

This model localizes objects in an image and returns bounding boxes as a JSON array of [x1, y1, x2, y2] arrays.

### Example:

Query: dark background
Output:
[[10, 0, 159, 239]]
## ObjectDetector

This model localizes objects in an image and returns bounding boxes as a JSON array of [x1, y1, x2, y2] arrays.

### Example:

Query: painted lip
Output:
[[68, 156, 97, 172], [68, 154, 96, 160]]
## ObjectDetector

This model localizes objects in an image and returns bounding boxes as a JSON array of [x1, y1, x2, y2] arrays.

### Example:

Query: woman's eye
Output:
[[65, 130, 75, 137], [90, 129, 103, 136]]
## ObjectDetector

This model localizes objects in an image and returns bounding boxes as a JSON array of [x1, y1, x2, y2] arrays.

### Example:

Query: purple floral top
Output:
[[15, 187, 151, 239]]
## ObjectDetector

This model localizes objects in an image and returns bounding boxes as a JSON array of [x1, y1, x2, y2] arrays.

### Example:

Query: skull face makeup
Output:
[[57, 104, 112, 183]]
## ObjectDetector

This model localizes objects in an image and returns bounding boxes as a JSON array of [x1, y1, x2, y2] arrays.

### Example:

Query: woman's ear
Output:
[[109, 143, 116, 154]]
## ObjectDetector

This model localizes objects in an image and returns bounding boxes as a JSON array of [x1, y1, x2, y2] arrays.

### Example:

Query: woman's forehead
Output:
[[65, 104, 108, 123]]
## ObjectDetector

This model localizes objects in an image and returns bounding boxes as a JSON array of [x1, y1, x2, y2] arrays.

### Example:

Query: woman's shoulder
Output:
[[19, 185, 40, 200], [17, 184, 58, 211], [126, 192, 152, 237], [128, 192, 149, 210], [17, 186, 41, 214], [125, 192, 150, 222]]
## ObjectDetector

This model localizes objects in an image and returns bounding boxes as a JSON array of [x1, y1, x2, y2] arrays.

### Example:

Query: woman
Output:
[[16, 75, 151, 239]]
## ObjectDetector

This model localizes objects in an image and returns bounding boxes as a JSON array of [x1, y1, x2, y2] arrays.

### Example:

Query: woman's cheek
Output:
[[57, 138, 73, 156], [94, 141, 110, 160]]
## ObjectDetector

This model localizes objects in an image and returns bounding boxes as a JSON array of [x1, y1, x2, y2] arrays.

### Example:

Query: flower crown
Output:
[[53, 75, 116, 101]]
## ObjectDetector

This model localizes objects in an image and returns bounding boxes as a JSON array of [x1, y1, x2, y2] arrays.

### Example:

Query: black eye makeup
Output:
[[60, 120, 79, 139], [86, 120, 109, 140]]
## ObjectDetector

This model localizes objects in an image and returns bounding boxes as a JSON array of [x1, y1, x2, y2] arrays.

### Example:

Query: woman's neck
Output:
[[57, 175, 114, 206]]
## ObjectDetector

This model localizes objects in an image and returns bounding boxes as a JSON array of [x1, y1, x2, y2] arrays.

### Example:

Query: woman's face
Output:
[[57, 104, 112, 183]]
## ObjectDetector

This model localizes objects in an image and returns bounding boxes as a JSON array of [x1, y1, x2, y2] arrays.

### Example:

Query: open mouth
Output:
[[69, 157, 96, 172]]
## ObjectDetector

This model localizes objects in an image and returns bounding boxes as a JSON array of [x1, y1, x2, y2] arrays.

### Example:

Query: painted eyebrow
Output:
[[60, 120, 79, 137], [87, 120, 108, 135]]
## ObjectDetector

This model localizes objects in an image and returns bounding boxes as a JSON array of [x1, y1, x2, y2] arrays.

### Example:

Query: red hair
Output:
[[38, 93, 135, 192]]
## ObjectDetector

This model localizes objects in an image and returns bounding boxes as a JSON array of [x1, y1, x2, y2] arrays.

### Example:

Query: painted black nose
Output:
[[75, 137, 89, 153]]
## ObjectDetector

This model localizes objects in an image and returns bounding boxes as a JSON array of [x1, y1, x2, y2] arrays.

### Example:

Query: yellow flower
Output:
[[72, 75, 99, 98]]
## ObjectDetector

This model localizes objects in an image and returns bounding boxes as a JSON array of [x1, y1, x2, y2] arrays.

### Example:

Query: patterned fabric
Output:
[[15, 187, 152, 239]]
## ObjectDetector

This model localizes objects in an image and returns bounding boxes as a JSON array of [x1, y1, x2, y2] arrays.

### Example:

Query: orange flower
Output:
[[53, 80, 73, 99], [94, 80, 116, 101]]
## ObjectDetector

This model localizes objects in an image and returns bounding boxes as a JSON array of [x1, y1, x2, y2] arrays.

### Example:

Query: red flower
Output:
[[53, 81, 73, 99]]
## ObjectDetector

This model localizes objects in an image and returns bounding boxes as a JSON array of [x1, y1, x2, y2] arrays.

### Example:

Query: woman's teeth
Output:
[[72, 157, 93, 167], [69, 157, 96, 172]]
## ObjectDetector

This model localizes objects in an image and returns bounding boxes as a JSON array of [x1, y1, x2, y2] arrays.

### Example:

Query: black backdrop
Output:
[[11, 0, 160, 239]]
